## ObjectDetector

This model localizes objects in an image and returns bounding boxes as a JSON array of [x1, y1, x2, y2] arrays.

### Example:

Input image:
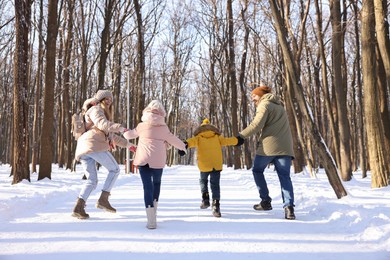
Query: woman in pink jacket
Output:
[[124, 100, 186, 229]]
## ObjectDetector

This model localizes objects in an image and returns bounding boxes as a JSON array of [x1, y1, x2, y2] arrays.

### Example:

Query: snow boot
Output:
[[96, 191, 116, 213], [72, 198, 89, 219], [253, 200, 272, 211], [146, 206, 157, 229], [200, 192, 210, 209], [153, 199, 158, 215], [284, 206, 296, 220], [212, 199, 221, 218]]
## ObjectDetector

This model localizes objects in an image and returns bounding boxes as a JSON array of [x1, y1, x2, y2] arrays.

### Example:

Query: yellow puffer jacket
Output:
[[186, 125, 238, 172]]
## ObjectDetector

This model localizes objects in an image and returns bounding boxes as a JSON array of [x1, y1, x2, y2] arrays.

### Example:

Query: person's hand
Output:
[[236, 135, 245, 146], [129, 145, 137, 153], [119, 127, 128, 133], [178, 150, 186, 156]]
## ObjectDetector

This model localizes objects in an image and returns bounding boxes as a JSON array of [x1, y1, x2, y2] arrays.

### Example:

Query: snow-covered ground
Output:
[[0, 164, 389, 260]]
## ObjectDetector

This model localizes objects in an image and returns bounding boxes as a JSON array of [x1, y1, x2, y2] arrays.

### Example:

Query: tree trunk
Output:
[[350, 0, 367, 177], [12, 0, 32, 184], [373, 0, 390, 168], [227, 0, 241, 169], [63, 0, 75, 169], [38, 0, 58, 180], [238, 1, 252, 169], [97, 0, 115, 90], [330, 0, 352, 181], [31, 0, 44, 174], [361, 0, 390, 187], [314, 0, 340, 172], [269, 0, 347, 198], [133, 0, 145, 123]]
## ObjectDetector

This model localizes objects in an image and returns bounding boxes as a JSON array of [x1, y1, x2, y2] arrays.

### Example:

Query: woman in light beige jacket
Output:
[[72, 90, 134, 220]]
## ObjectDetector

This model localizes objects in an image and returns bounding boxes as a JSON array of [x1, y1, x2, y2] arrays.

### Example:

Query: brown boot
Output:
[[72, 198, 89, 219], [96, 191, 116, 213]]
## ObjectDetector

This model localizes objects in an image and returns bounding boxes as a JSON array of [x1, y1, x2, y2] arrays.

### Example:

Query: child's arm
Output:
[[186, 136, 198, 149], [219, 135, 238, 146]]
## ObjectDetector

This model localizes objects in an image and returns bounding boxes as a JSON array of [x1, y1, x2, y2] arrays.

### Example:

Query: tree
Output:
[[269, 0, 347, 198], [330, 0, 352, 181], [361, 0, 390, 188], [12, 0, 32, 184], [38, 0, 59, 180], [31, 0, 44, 173], [97, 0, 115, 90], [227, 0, 241, 169]]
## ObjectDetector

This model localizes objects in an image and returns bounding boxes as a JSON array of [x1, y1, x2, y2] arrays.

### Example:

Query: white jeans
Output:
[[78, 151, 120, 201]]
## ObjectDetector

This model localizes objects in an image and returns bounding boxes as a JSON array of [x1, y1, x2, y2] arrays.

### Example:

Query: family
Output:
[[71, 84, 296, 229]]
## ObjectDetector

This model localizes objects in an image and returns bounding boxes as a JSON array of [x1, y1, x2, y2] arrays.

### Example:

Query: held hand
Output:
[[119, 127, 128, 133], [178, 149, 186, 156], [129, 146, 137, 153], [235, 135, 245, 146]]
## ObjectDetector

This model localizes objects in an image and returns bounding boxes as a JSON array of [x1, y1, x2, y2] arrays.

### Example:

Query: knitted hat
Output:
[[95, 90, 113, 102], [251, 86, 272, 97], [82, 97, 98, 111], [201, 118, 210, 126]]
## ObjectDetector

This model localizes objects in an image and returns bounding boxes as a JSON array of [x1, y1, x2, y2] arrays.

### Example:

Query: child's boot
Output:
[[200, 192, 210, 209], [212, 199, 221, 218]]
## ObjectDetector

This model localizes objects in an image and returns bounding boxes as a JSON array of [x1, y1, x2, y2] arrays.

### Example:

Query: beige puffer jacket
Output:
[[239, 93, 294, 158], [75, 105, 131, 161]]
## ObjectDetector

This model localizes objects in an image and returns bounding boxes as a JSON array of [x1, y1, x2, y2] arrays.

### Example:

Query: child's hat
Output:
[[201, 118, 210, 126]]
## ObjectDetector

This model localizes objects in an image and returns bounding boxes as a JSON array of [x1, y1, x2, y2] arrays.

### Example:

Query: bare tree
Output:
[[38, 0, 59, 180], [361, 0, 390, 188], [31, 0, 44, 173], [330, 0, 352, 181], [97, 0, 115, 90], [12, 0, 32, 184], [269, 0, 347, 198]]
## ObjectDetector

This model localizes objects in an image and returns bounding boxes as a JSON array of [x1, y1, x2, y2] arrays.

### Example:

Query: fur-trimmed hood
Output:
[[194, 124, 221, 136]]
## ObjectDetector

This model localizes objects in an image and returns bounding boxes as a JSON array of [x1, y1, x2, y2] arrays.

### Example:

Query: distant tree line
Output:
[[1, 0, 388, 191]]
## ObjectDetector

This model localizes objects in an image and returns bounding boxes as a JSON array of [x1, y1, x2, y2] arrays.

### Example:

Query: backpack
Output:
[[71, 112, 86, 140]]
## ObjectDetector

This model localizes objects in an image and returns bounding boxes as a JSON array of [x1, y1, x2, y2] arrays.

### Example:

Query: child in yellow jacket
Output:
[[180, 119, 238, 217]]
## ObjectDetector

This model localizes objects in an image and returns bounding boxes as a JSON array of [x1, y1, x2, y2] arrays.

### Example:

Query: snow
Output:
[[0, 164, 389, 260]]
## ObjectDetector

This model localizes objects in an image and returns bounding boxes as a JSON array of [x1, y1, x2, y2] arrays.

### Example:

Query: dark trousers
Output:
[[199, 170, 221, 200], [139, 164, 163, 208]]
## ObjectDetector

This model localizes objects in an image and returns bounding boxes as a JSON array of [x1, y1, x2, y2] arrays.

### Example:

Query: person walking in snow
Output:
[[123, 100, 186, 229], [72, 90, 135, 220], [179, 118, 238, 218], [236, 84, 296, 220]]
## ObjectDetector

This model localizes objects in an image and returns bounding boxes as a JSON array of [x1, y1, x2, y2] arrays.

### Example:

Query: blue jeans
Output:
[[139, 164, 163, 208], [79, 151, 120, 201], [252, 155, 294, 207], [200, 170, 221, 200]]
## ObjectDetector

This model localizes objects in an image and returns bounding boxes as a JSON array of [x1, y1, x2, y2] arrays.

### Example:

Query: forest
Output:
[[0, 0, 389, 192]]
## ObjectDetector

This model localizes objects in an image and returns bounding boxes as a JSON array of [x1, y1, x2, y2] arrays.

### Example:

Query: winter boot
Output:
[[146, 206, 157, 229], [284, 206, 296, 220], [96, 191, 116, 213], [253, 200, 272, 211], [72, 198, 89, 219], [153, 199, 158, 215], [212, 199, 221, 218], [200, 192, 210, 209]]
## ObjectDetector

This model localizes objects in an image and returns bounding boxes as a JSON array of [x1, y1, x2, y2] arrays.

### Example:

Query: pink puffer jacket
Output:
[[123, 101, 186, 168]]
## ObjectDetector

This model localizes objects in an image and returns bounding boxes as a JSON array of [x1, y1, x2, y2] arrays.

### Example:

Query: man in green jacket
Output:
[[237, 84, 296, 220]]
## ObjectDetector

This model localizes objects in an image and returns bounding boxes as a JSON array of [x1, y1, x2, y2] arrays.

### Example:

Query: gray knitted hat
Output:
[[95, 90, 113, 102]]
